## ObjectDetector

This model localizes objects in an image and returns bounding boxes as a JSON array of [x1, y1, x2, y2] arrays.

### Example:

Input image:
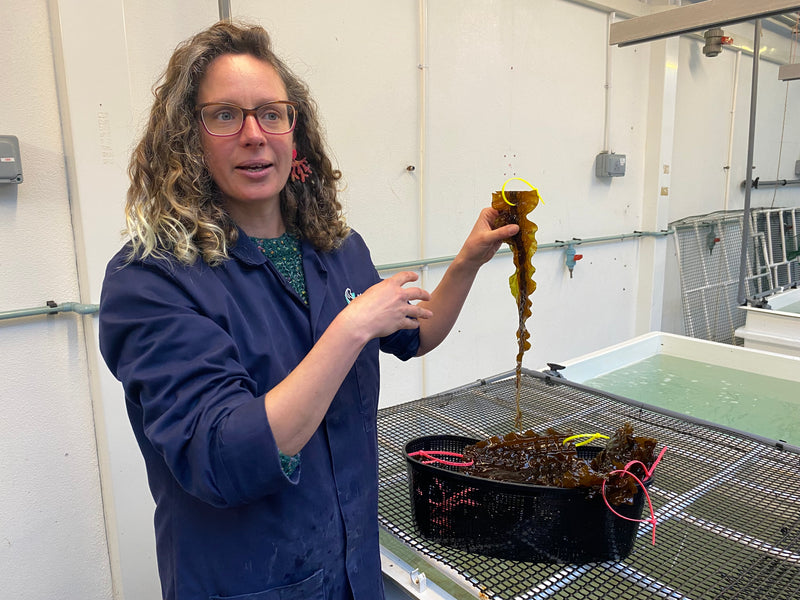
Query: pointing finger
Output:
[[390, 271, 420, 286]]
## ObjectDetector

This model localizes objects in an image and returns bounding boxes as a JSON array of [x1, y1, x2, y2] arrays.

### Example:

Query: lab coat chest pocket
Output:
[[209, 568, 324, 599], [353, 338, 380, 432]]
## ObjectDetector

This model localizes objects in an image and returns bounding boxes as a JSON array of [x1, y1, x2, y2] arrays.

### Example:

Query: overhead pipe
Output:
[[602, 12, 615, 152], [1, 230, 673, 321], [736, 19, 761, 306], [218, 0, 231, 21], [415, 0, 430, 396], [376, 229, 672, 273], [748, 177, 800, 189], [0, 301, 99, 322], [416, 0, 429, 282], [723, 49, 741, 211]]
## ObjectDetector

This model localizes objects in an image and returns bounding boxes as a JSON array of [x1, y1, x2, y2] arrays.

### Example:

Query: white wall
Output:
[[2, 1, 799, 598], [0, 1, 112, 598], [671, 30, 800, 221]]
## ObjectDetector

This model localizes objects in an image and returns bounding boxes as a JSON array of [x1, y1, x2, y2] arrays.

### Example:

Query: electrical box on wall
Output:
[[595, 151, 626, 178], [0, 135, 23, 184]]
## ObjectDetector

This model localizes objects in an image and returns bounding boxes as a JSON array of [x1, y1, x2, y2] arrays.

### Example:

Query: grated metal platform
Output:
[[377, 370, 800, 600]]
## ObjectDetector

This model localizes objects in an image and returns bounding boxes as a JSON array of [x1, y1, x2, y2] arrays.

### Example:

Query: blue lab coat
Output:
[[99, 230, 419, 600]]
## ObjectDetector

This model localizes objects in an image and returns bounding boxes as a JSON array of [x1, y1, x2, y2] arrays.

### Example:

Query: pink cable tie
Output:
[[600, 446, 667, 546], [408, 450, 474, 467]]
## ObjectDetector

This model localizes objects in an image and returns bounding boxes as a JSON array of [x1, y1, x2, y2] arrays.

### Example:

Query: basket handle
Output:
[[563, 433, 610, 447], [408, 450, 474, 468], [601, 445, 668, 546]]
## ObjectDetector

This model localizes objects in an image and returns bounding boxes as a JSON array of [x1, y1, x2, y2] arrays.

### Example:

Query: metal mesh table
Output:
[[377, 370, 800, 599]]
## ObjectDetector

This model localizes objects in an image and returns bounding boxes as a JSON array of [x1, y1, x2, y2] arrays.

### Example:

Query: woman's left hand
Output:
[[414, 206, 519, 356], [459, 207, 519, 268]]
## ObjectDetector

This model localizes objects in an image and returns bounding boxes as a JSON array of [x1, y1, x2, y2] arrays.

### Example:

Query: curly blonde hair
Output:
[[126, 20, 349, 266]]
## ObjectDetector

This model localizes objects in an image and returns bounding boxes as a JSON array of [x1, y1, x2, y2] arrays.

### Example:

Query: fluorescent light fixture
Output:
[[610, 0, 800, 47]]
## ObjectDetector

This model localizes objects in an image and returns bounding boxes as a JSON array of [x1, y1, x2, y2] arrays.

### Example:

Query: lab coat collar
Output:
[[229, 227, 268, 267], [228, 226, 331, 334]]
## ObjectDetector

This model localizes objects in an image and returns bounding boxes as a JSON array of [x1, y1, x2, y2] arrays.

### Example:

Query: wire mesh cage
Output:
[[753, 208, 800, 290], [670, 207, 800, 345], [788, 235, 800, 263]]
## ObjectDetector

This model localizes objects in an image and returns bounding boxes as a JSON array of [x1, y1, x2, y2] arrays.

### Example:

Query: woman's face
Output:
[[196, 53, 294, 221]]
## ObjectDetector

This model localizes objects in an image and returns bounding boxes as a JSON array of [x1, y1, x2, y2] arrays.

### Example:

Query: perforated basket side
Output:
[[405, 435, 649, 563]]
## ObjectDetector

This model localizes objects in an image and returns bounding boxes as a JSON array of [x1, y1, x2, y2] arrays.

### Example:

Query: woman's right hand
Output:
[[340, 271, 432, 341], [265, 271, 431, 455]]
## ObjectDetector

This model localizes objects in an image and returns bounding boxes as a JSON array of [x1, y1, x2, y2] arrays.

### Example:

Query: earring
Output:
[[291, 149, 312, 183]]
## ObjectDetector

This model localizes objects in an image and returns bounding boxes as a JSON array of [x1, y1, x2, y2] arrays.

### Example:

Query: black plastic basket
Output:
[[405, 435, 651, 563]]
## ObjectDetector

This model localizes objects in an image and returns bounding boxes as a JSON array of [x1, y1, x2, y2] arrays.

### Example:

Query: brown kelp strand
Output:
[[491, 189, 539, 430]]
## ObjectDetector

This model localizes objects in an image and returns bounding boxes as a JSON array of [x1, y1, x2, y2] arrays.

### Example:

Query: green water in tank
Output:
[[775, 299, 800, 314], [582, 354, 800, 445]]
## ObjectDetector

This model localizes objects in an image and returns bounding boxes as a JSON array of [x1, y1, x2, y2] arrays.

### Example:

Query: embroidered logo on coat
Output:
[[344, 288, 360, 304]]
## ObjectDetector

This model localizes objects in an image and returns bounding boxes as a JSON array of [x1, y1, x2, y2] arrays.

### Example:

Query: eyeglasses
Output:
[[196, 101, 298, 136]]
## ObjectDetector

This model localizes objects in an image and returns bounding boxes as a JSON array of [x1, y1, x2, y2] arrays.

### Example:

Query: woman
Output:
[[99, 20, 517, 600]]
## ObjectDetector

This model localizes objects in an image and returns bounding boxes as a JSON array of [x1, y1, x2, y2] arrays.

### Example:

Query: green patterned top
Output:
[[250, 232, 308, 305], [249, 232, 306, 476]]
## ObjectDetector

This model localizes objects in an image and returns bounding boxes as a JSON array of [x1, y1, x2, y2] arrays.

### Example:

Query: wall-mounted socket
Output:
[[0, 135, 23, 184], [595, 152, 626, 178]]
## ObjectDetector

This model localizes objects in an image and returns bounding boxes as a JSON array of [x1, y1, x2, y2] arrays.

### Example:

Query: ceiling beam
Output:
[[778, 63, 800, 80], [610, 0, 800, 47]]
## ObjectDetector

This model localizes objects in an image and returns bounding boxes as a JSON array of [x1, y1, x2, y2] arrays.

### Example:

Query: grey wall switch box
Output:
[[595, 152, 626, 178], [795, 159, 800, 176], [0, 135, 23, 184]]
